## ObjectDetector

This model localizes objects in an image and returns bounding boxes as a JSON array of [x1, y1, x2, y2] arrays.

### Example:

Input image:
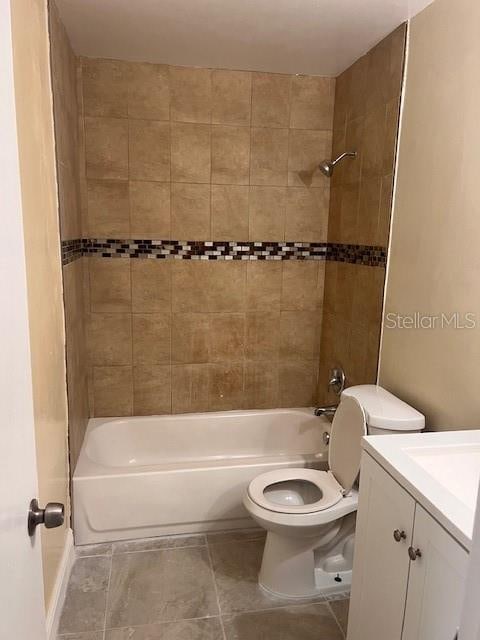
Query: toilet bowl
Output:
[[243, 385, 425, 598]]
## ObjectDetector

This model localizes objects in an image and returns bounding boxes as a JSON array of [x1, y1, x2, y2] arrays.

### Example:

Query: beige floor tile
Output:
[[329, 598, 350, 636], [210, 539, 302, 614], [222, 603, 343, 640], [112, 534, 206, 554], [106, 547, 219, 627], [58, 556, 110, 634], [105, 618, 224, 640]]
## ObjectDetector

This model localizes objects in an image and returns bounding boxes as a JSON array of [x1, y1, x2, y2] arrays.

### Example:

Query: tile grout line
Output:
[[326, 600, 347, 640], [205, 537, 228, 640], [102, 551, 114, 640]]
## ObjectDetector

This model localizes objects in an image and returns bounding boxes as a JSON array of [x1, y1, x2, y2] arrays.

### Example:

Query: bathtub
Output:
[[73, 408, 328, 545]]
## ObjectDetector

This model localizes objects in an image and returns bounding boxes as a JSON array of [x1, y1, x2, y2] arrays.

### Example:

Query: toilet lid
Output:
[[328, 395, 366, 494]]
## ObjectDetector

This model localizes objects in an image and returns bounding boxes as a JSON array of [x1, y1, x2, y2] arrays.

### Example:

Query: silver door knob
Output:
[[393, 529, 407, 542], [408, 546, 422, 561], [28, 498, 64, 536]]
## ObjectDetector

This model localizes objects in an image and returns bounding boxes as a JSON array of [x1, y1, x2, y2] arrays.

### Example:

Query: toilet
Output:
[[243, 384, 425, 598]]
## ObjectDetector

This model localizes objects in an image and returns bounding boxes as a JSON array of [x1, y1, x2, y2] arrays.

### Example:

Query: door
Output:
[[0, 1, 47, 638], [347, 453, 415, 640], [402, 505, 468, 640]]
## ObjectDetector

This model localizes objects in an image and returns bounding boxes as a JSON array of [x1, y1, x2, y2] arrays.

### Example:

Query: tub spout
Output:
[[313, 405, 337, 417]]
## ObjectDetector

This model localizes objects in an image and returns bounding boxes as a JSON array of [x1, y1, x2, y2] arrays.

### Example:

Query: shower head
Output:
[[319, 151, 357, 178]]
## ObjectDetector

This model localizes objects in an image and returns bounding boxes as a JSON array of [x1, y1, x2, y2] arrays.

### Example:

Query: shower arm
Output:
[[331, 151, 357, 166]]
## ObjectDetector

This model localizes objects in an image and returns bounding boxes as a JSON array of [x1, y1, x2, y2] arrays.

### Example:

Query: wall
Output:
[[379, 0, 480, 428], [10, 0, 70, 611], [49, 1, 89, 468], [318, 25, 406, 404], [77, 60, 336, 414]]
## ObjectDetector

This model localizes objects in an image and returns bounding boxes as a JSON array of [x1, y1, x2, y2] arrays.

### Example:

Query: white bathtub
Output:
[[73, 408, 328, 545]]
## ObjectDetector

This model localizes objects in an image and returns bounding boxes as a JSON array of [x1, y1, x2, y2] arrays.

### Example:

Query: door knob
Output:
[[393, 529, 407, 542], [28, 498, 64, 536], [408, 546, 422, 561]]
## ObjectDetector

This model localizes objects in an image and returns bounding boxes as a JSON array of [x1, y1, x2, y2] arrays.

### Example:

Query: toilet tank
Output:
[[341, 385, 425, 435]]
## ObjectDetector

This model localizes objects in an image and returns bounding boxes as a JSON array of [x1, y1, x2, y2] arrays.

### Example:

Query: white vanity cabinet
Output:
[[347, 452, 468, 640]]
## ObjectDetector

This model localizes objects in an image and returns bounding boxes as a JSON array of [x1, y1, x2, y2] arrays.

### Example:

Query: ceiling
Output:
[[55, 0, 435, 77]]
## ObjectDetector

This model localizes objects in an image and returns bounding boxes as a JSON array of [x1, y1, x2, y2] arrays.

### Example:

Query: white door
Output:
[[347, 453, 415, 640], [0, 1, 47, 638], [402, 505, 468, 640]]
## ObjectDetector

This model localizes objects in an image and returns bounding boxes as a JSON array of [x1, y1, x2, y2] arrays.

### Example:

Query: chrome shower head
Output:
[[318, 151, 357, 178]]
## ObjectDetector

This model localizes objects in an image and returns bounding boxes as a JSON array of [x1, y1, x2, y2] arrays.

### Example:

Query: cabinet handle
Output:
[[393, 529, 407, 542], [408, 546, 422, 560]]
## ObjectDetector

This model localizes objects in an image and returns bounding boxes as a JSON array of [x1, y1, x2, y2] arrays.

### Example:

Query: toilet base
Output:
[[258, 515, 355, 598]]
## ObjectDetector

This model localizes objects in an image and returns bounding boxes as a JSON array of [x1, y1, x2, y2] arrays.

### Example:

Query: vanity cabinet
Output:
[[347, 453, 468, 640]]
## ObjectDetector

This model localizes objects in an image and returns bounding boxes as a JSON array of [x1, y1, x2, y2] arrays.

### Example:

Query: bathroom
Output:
[[2, 0, 480, 638]]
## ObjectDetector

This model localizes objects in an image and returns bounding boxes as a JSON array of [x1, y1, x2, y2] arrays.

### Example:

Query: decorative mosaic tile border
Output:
[[61, 238, 386, 267], [61, 238, 83, 266]]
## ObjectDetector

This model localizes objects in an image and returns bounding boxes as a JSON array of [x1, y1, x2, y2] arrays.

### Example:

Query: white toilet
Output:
[[243, 385, 425, 598]]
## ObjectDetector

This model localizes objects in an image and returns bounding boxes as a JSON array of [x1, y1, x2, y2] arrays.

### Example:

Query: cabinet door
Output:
[[347, 453, 416, 640], [402, 505, 468, 640]]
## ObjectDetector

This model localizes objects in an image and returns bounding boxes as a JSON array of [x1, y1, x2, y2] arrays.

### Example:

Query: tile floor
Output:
[[58, 529, 349, 640]]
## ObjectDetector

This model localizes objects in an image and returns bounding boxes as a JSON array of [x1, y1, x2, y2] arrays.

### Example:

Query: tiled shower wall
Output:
[[77, 59, 336, 416], [49, 3, 89, 466], [318, 25, 406, 404], [50, 0, 405, 446]]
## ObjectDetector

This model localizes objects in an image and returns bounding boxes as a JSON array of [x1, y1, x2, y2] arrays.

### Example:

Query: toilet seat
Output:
[[247, 468, 344, 514]]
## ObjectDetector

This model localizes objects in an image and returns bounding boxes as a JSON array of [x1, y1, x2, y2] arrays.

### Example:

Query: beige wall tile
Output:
[[288, 129, 332, 187], [281, 261, 320, 311], [86, 179, 130, 236], [383, 98, 400, 174], [285, 187, 329, 242], [211, 125, 250, 185], [82, 58, 129, 118], [205, 261, 246, 312], [252, 73, 291, 127], [357, 177, 381, 245], [128, 62, 170, 120], [278, 361, 317, 407], [249, 186, 286, 240], [133, 365, 172, 414], [244, 361, 279, 408], [209, 313, 245, 362], [347, 56, 369, 120], [172, 364, 210, 413], [245, 313, 280, 360], [172, 261, 210, 312], [132, 313, 171, 364], [344, 117, 364, 184], [378, 174, 393, 247], [171, 123, 211, 183], [131, 260, 171, 312], [246, 261, 282, 310], [172, 313, 210, 364], [211, 185, 249, 240], [87, 313, 132, 365], [250, 128, 289, 186], [290, 76, 335, 130], [90, 258, 131, 312], [337, 184, 360, 244], [85, 116, 128, 179], [212, 70, 252, 126], [129, 181, 171, 238], [362, 104, 387, 179], [208, 362, 245, 410], [280, 311, 321, 360], [170, 66, 212, 123], [129, 119, 170, 181], [92, 366, 133, 416], [171, 183, 211, 239], [351, 266, 385, 327]]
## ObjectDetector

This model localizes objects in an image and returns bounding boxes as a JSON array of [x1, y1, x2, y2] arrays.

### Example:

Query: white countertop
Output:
[[362, 429, 480, 551]]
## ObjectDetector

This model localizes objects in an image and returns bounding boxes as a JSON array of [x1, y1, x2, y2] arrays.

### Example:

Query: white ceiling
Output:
[[55, 0, 435, 77]]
